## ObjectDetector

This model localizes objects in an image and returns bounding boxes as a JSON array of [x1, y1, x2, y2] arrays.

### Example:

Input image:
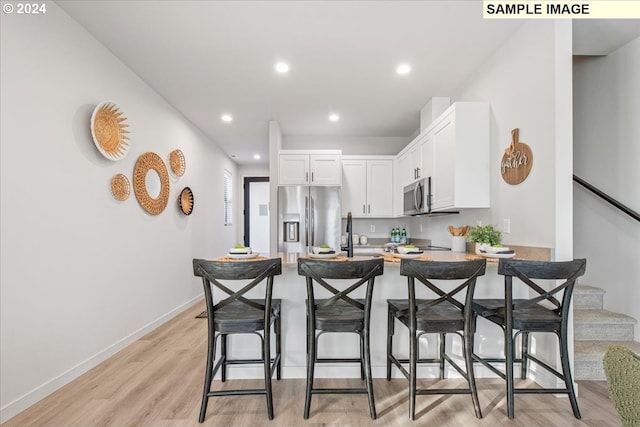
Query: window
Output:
[[223, 169, 233, 226]]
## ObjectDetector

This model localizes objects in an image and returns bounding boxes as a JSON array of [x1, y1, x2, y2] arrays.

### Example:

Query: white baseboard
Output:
[[0, 296, 202, 424]]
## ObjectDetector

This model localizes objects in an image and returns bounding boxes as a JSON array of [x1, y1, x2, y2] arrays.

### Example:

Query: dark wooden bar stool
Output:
[[387, 258, 487, 420], [297, 257, 384, 419], [192, 257, 282, 422], [472, 258, 587, 419]]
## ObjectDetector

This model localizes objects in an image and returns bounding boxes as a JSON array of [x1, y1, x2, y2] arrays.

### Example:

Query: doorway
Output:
[[243, 177, 270, 254]]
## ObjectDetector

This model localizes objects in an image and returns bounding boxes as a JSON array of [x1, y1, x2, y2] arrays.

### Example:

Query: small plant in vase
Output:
[[468, 224, 502, 253]]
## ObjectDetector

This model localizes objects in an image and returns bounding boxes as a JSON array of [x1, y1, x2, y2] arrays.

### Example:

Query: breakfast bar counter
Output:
[[222, 248, 551, 381]]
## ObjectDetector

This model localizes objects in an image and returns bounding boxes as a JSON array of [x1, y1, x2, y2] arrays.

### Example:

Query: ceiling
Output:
[[57, 1, 640, 165]]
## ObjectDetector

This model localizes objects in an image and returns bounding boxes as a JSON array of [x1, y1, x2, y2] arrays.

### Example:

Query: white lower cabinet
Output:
[[341, 158, 393, 217]]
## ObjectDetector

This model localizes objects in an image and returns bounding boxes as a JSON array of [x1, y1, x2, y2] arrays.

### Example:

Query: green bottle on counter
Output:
[[401, 227, 407, 244]]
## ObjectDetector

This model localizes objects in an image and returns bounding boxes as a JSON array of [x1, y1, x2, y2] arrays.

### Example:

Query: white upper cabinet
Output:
[[430, 102, 490, 211], [279, 152, 341, 185], [342, 157, 393, 217], [397, 140, 423, 189], [396, 102, 490, 212]]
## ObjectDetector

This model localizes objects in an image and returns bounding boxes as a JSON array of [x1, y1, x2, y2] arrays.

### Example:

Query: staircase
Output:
[[573, 285, 640, 380]]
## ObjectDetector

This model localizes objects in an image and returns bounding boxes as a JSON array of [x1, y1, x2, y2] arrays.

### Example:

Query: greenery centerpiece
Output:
[[468, 224, 502, 251]]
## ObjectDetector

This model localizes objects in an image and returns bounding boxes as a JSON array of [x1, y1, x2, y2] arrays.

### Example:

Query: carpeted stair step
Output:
[[574, 340, 640, 380], [573, 285, 606, 310], [574, 309, 637, 341]]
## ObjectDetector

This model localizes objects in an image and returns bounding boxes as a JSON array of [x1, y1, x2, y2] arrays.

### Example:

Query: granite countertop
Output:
[[277, 244, 550, 267]]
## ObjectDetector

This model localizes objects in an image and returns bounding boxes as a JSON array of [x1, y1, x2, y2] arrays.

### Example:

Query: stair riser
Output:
[[575, 324, 635, 341], [573, 294, 604, 310], [575, 361, 607, 381]]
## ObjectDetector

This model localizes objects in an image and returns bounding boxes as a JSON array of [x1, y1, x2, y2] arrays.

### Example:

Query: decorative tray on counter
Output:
[[476, 246, 516, 259], [308, 252, 339, 259], [228, 252, 259, 259], [392, 252, 424, 260]]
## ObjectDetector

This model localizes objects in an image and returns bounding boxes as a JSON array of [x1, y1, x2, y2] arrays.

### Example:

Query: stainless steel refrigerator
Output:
[[278, 186, 341, 253]]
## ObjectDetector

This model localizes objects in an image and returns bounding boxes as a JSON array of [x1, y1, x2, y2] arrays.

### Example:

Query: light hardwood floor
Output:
[[2, 302, 621, 427]]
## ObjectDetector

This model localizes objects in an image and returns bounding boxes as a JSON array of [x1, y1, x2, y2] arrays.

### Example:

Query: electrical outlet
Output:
[[419, 223, 423, 233], [476, 220, 482, 226], [503, 218, 511, 234], [370, 225, 375, 233]]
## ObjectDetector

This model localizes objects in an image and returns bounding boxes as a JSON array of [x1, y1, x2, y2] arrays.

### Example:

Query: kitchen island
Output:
[[221, 249, 551, 381]]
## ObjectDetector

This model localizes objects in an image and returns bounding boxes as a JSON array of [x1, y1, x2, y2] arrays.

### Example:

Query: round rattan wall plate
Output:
[[132, 152, 170, 215], [91, 101, 131, 161], [169, 149, 186, 177], [111, 173, 130, 201], [179, 187, 194, 215]]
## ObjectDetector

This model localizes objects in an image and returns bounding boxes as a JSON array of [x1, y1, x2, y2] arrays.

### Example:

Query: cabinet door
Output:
[[310, 154, 341, 185], [410, 144, 423, 180], [341, 159, 367, 217], [367, 159, 393, 217], [396, 152, 412, 189], [432, 119, 455, 210], [279, 154, 309, 185], [420, 132, 434, 187]]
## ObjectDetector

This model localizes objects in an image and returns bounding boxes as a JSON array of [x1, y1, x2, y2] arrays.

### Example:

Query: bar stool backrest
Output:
[[497, 258, 586, 316], [192, 258, 282, 327], [400, 259, 487, 312], [298, 257, 384, 309]]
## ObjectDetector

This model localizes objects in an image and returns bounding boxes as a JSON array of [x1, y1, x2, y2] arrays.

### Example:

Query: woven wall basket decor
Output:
[[91, 101, 131, 161], [133, 152, 170, 215], [110, 173, 131, 201], [169, 149, 186, 177], [179, 187, 194, 215]]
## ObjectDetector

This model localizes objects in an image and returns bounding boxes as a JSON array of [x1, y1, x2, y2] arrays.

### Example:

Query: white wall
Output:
[[573, 37, 640, 339], [411, 21, 571, 258], [0, 4, 237, 422], [284, 135, 409, 155]]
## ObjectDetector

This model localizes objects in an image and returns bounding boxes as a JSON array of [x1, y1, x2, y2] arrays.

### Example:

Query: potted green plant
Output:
[[468, 224, 502, 252]]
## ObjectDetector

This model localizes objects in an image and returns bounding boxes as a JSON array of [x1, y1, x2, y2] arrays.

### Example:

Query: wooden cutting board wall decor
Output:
[[501, 128, 533, 185]]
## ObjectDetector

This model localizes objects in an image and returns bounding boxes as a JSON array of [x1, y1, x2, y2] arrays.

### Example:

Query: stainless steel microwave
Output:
[[403, 178, 428, 216]]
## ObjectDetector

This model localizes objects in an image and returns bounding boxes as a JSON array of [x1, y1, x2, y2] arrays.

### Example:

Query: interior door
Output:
[[243, 177, 270, 254]]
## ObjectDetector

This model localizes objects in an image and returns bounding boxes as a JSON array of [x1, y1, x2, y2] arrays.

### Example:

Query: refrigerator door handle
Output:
[[310, 196, 315, 246], [304, 196, 309, 246]]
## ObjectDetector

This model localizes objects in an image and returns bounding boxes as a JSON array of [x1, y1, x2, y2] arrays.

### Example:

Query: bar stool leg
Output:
[[463, 324, 483, 418], [199, 331, 217, 423], [363, 329, 377, 419], [439, 333, 446, 379], [276, 313, 282, 380], [386, 306, 394, 380], [304, 323, 316, 419], [263, 325, 274, 419], [221, 334, 228, 382], [360, 336, 365, 380], [408, 281, 418, 420], [559, 332, 582, 418], [506, 328, 515, 419], [521, 332, 530, 380]]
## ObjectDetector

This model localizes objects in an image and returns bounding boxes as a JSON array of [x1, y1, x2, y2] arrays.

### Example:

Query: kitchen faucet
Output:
[[346, 212, 353, 258]]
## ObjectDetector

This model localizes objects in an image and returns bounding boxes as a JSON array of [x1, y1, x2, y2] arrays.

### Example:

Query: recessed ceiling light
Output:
[[253, 154, 261, 160], [221, 114, 233, 122], [329, 114, 340, 122], [275, 62, 290, 73], [396, 63, 412, 75]]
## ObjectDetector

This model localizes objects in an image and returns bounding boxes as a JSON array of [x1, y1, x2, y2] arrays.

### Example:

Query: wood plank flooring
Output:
[[2, 302, 621, 427]]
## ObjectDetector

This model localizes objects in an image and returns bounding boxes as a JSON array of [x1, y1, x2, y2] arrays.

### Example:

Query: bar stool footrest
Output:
[[312, 388, 369, 395], [416, 389, 472, 395], [207, 389, 267, 397]]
